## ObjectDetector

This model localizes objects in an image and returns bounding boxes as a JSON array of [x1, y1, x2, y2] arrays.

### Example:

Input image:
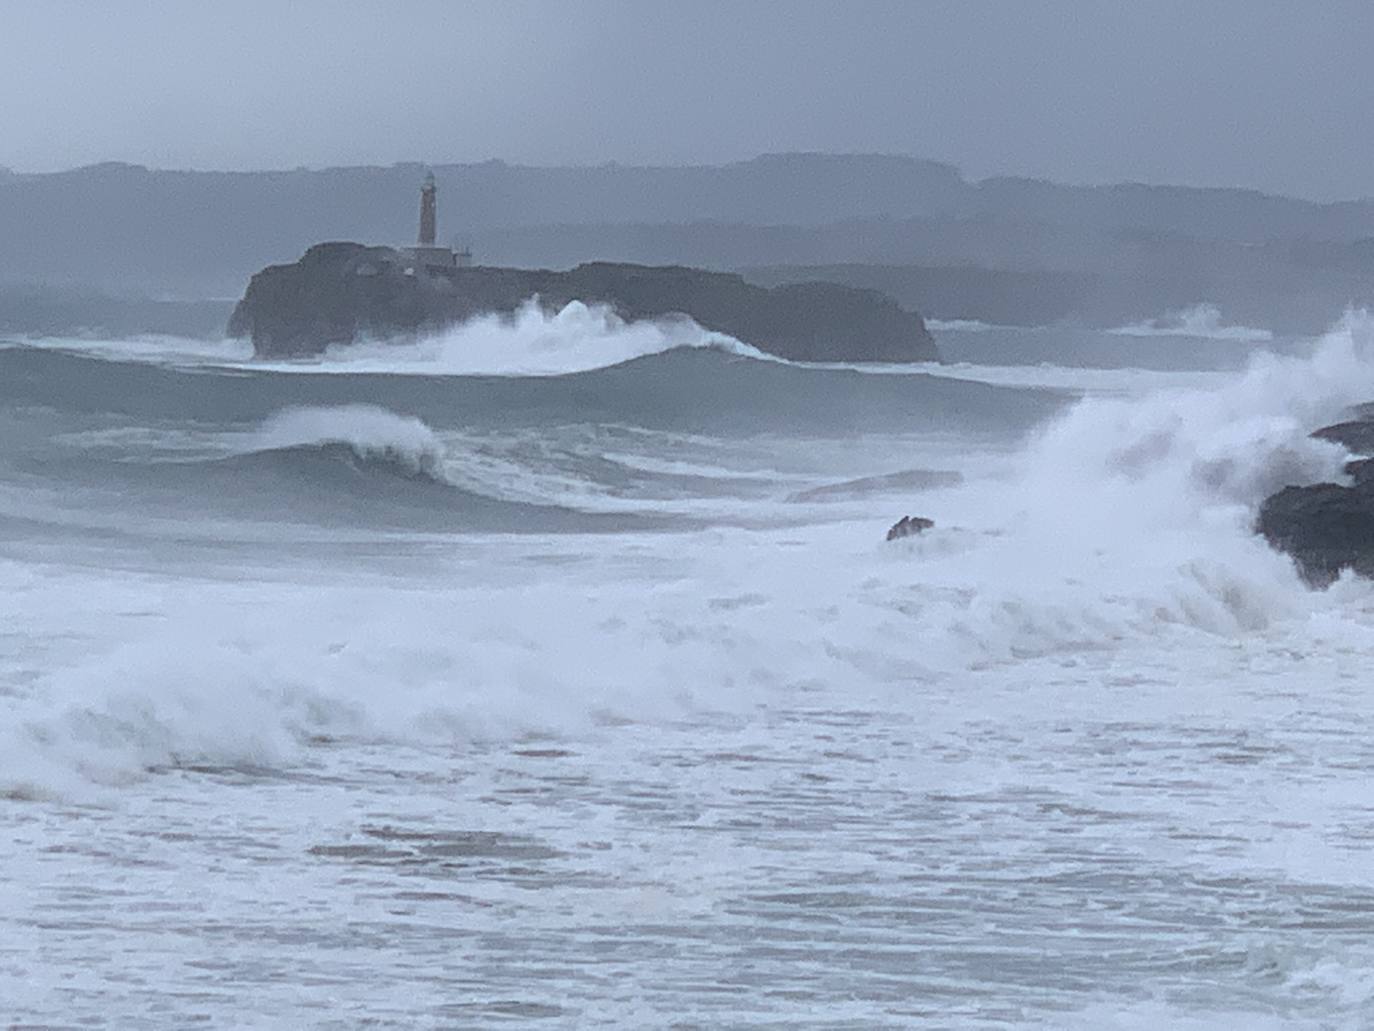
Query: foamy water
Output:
[[1109, 303, 1274, 343], [3, 312, 1374, 1027]]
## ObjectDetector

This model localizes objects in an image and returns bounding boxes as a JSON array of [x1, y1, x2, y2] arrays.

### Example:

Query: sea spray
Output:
[[1022, 309, 1374, 514], [871, 314, 1374, 664]]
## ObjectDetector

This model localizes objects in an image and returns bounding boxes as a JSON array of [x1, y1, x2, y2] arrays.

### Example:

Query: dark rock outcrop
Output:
[[228, 243, 939, 363], [1258, 414, 1374, 584], [1313, 419, 1374, 455], [886, 515, 934, 541], [1344, 457, 1374, 487], [1258, 481, 1374, 585]]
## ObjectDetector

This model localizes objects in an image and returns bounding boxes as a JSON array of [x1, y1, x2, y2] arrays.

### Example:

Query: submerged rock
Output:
[[229, 243, 939, 364], [886, 515, 935, 541]]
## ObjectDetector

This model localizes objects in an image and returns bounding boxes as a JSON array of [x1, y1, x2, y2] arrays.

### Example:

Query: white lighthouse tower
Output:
[[408, 171, 460, 270]]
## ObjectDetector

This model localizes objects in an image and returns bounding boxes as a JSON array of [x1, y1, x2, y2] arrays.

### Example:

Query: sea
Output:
[[4, 300, 1374, 1028]]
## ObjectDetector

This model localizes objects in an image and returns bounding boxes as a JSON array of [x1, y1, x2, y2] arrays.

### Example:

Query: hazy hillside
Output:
[[0, 154, 965, 296], [3, 152, 1374, 333]]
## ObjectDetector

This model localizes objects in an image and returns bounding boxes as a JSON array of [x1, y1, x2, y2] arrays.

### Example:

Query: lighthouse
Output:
[[407, 170, 465, 269], [418, 171, 437, 246]]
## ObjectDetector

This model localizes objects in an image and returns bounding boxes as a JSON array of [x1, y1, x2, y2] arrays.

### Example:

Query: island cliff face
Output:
[[228, 243, 939, 363]]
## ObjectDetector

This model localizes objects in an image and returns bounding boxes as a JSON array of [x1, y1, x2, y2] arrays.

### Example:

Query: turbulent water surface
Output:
[[5, 305, 1374, 1028]]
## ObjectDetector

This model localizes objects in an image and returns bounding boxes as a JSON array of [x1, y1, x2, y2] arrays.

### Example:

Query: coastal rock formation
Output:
[[1313, 418, 1374, 455], [1258, 480, 1374, 585], [1257, 413, 1374, 584], [228, 243, 939, 363], [886, 515, 934, 541], [1344, 457, 1374, 486]]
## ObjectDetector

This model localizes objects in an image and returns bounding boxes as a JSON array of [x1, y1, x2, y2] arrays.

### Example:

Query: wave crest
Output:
[[254, 405, 448, 480], [1109, 303, 1273, 343], [300, 299, 767, 376]]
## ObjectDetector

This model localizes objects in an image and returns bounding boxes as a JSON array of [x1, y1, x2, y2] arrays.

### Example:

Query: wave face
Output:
[[0, 336, 1062, 437], [253, 404, 449, 480], [0, 325, 1063, 540], [8, 310, 1374, 1027]]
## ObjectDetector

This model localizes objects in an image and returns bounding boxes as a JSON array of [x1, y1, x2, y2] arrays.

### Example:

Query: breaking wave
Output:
[[0, 338, 1063, 438], [926, 318, 1004, 333], [274, 299, 770, 376], [918, 311, 1374, 654], [6, 299, 767, 378], [11, 312, 1374, 801], [1109, 303, 1274, 343], [251, 404, 449, 481], [7, 316, 1374, 797], [208, 405, 671, 534]]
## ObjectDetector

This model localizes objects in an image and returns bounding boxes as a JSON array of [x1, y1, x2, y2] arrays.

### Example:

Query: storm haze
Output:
[[5, 0, 1374, 200]]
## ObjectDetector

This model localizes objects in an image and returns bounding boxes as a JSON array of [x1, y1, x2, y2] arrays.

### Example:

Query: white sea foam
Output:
[[253, 404, 448, 478], [1109, 302, 1274, 342], [927, 317, 1005, 332], [909, 312, 1374, 649], [9, 314, 1374, 802], [12, 300, 767, 377], [18, 332, 254, 365], [12, 314, 1374, 1025], [261, 299, 769, 376], [0, 556, 808, 800]]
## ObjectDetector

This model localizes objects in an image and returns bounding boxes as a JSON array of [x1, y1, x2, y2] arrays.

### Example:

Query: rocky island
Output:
[[228, 242, 939, 363]]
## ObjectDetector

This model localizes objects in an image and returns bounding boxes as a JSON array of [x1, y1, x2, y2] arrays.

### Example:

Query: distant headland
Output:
[[227, 174, 939, 363]]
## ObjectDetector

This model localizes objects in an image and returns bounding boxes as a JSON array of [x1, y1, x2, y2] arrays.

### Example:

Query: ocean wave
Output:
[[0, 563, 827, 799], [252, 299, 773, 376], [7, 332, 255, 367], [926, 318, 1005, 333], [0, 341, 1065, 439], [6, 300, 767, 378], [1026, 312, 1374, 513], [251, 404, 449, 481], [10, 298, 1374, 800], [915, 361, 1233, 394], [0, 403, 668, 538], [1108, 303, 1274, 342], [787, 467, 963, 502], [207, 408, 664, 534]]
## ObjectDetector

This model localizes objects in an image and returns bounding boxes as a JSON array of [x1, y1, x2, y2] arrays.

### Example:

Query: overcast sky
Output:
[[4, 0, 1373, 199]]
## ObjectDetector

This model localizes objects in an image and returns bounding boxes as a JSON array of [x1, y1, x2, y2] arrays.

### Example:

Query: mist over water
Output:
[[6, 307, 1374, 1027]]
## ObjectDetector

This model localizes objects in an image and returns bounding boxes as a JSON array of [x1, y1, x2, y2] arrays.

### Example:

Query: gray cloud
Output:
[[3, 0, 1373, 199]]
